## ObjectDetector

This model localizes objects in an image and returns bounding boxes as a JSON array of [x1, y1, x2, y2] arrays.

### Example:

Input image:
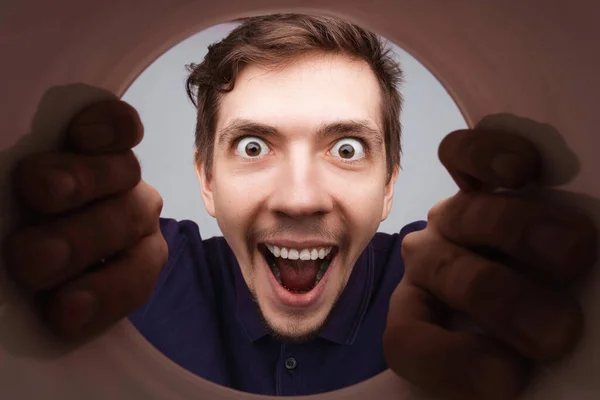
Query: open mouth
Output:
[[259, 243, 338, 294]]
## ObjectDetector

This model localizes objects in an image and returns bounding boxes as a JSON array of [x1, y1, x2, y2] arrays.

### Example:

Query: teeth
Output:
[[268, 261, 282, 284], [314, 260, 329, 286], [264, 244, 335, 294], [299, 249, 311, 260], [310, 249, 318, 260], [288, 249, 299, 260], [316, 270, 324, 282], [266, 244, 333, 260]]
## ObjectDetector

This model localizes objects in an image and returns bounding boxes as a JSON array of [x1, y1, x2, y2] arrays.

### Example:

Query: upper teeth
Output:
[[266, 244, 332, 260]]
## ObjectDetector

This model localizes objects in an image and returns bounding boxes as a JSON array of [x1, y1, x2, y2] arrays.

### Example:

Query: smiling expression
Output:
[[197, 52, 397, 342]]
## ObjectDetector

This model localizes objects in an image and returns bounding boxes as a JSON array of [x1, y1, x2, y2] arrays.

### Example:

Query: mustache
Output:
[[246, 220, 350, 250]]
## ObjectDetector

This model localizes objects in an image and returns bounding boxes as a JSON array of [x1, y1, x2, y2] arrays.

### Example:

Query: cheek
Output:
[[328, 172, 387, 231], [211, 170, 268, 233]]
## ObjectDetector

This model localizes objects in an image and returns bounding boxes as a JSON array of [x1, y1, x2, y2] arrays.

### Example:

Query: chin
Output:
[[263, 313, 327, 344]]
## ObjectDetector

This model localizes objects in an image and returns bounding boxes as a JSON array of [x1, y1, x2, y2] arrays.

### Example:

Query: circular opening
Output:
[[121, 14, 467, 397], [2, 4, 598, 400]]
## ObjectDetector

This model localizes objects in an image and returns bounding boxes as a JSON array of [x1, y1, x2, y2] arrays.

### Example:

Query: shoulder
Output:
[[129, 218, 233, 329], [158, 217, 231, 262], [371, 220, 427, 254]]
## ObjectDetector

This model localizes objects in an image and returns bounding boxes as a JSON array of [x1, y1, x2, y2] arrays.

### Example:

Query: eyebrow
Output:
[[217, 118, 384, 149]]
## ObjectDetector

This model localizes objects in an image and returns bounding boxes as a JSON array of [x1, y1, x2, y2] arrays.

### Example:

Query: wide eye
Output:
[[330, 138, 365, 161], [235, 137, 270, 158]]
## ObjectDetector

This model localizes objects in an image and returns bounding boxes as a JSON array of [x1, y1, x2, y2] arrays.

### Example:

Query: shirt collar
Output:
[[234, 242, 375, 345]]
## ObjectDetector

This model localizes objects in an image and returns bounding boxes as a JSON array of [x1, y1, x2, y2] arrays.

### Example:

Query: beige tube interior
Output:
[[1, 1, 599, 399]]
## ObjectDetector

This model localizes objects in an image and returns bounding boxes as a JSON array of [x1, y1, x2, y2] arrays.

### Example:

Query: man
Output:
[[3, 13, 596, 400]]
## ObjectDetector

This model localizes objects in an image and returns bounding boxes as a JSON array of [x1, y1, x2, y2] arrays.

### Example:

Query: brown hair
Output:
[[186, 13, 404, 180]]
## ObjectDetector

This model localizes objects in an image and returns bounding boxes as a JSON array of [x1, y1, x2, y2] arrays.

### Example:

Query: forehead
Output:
[[216, 53, 383, 132]]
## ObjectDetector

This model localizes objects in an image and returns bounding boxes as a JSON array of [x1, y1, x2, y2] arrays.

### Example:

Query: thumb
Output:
[[66, 100, 144, 154], [438, 129, 542, 192]]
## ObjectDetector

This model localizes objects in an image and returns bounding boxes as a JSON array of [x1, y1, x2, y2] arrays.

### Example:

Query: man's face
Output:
[[198, 53, 397, 341]]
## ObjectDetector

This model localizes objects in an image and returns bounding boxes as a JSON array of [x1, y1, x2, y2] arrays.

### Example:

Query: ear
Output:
[[381, 166, 398, 222], [195, 157, 216, 218]]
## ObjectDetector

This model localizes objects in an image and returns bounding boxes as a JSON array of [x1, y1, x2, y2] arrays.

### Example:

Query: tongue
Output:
[[277, 259, 319, 292]]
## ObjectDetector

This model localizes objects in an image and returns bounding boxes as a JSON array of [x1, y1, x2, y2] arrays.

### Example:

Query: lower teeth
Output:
[[314, 260, 328, 285], [269, 260, 330, 292]]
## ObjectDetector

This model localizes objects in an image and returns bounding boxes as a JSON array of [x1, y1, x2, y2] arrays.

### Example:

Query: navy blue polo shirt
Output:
[[129, 218, 426, 396]]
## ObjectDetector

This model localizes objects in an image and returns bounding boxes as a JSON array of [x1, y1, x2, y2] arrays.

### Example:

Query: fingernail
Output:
[[47, 169, 76, 200], [60, 289, 99, 328], [76, 123, 115, 151], [527, 221, 578, 266], [514, 295, 579, 358], [491, 153, 522, 180]]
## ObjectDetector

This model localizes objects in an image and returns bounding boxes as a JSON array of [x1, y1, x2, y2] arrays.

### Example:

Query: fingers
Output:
[[66, 100, 144, 154], [40, 231, 168, 340], [3, 99, 167, 342], [383, 282, 528, 400], [13, 151, 141, 214], [401, 229, 583, 361], [4, 182, 163, 291], [428, 192, 597, 282], [438, 129, 542, 192]]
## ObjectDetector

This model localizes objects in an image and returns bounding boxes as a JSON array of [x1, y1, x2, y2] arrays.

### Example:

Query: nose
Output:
[[268, 148, 334, 218]]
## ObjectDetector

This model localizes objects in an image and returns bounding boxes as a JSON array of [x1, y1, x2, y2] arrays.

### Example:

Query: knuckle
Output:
[[67, 160, 94, 201], [124, 192, 150, 238], [107, 151, 142, 188], [402, 229, 460, 288], [428, 194, 471, 231], [400, 229, 426, 265], [482, 197, 527, 248], [149, 185, 164, 218], [426, 199, 445, 221], [78, 151, 142, 201], [156, 193, 164, 217], [461, 261, 507, 308], [124, 151, 142, 183], [427, 244, 463, 291], [137, 181, 164, 219], [156, 235, 169, 267]]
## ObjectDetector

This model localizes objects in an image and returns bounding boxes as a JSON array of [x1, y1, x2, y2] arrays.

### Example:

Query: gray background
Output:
[[122, 22, 467, 238]]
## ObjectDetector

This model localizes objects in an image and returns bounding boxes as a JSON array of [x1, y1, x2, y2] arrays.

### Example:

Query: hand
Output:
[[2, 100, 167, 340], [383, 129, 597, 399]]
